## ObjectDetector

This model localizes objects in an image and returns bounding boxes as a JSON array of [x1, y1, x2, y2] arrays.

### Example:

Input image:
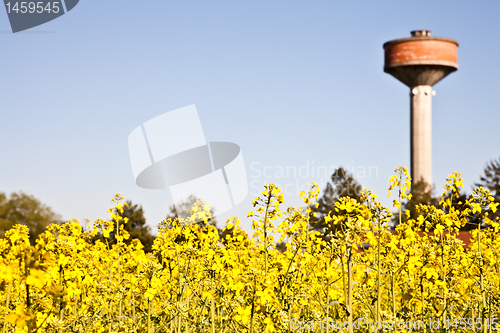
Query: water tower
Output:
[[383, 30, 458, 187]]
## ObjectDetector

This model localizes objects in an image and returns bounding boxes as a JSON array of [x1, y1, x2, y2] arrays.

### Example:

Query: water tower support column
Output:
[[410, 85, 433, 186]]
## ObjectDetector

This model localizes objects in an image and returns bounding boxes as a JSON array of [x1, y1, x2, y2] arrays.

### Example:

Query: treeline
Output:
[[0, 194, 157, 251], [309, 156, 500, 232], [0, 193, 220, 252], [1, 157, 499, 249]]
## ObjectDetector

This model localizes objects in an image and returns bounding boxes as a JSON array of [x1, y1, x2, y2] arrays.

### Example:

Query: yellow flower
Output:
[[6, 305, 32, 328], [26, 269, 47, 289], [144, 288, 157, 300], [0, 265, 13, 282]]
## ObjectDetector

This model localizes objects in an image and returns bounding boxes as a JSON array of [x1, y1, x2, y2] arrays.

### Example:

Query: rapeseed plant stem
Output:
[[341, 253, 347, 313], [2, 282, 11, 333], [210, 292, 215, 333], [147, 299, 151, 333], [117, 216, 122, 318], [250, 277, 256, 333], [391, 273, 396, 316], [347, 247, 353, 333], [479, 222, 486, 333], [376, 215, 381, 326], [263, 191, 271, 278]]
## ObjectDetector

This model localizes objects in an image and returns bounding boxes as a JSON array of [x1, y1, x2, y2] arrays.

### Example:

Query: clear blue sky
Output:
[[1, 0, 499, 232]]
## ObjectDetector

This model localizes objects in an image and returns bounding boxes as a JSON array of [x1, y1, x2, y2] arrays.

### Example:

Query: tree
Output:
[[119, 200, 156, 252], [309, 167, 363, 233], [405, 180, 439, 218], [390, 179, 439, 229], [166, 195, 218, 227], [0, 192, 62, 244], [392, 178, 482, 231], [476, 157, 500, 220], [164, 195, 238, 243], [97, 200, 157, 252]]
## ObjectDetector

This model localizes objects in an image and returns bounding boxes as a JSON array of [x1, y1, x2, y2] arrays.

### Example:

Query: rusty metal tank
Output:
[[383, 30, 458, 87]]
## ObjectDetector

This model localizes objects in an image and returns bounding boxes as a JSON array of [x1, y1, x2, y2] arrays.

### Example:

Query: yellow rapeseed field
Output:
[[0, 167, 499, 332]]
